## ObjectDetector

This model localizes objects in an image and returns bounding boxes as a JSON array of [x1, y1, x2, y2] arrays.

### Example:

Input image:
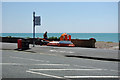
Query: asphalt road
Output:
[[1, 42, 118, 60], [26, 45, 119, 60], [2, 50, 119, 80]]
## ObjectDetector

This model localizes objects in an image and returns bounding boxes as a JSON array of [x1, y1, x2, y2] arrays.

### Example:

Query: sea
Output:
[[0, 33, 119, 43]]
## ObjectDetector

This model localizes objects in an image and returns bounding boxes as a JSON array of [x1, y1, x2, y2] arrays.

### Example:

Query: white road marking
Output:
[[0, 63, 20, 65], [109, 69, 119, 72], [60, 51, 66, 53], [21, 51, 57, 56], [50, 50, 59, 52], [64, 76, 119, 78], [29, 68, 103, 71], [73, 65, 118, 72], [50, 50, 74, 53], [10, 56, 49, 62], [0, 63, 70, 66], [69, 51, 74, 53], [1, 63, 118, 72], [74, 65, 97, 69], [26, 70, 63, 79], [33, 64, 70, 66]]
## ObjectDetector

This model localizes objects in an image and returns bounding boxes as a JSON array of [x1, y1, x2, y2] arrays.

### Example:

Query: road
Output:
[[2, 49, 119, 80], [2, 42, 119, 60]]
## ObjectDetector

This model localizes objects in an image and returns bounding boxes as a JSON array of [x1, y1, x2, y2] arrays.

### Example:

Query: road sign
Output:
[[33, 12, 41, 47], [35, 16, 41, 26]]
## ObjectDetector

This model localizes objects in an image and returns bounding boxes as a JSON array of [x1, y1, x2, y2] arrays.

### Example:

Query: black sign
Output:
[[35, 16, 41, 25]]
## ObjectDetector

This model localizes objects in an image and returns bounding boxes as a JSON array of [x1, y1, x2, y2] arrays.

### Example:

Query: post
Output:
[[33, 12, 35, 47]]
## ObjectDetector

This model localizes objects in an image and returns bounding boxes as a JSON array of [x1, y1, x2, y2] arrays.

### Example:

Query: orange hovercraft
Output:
[[47, 33, 75, 47]]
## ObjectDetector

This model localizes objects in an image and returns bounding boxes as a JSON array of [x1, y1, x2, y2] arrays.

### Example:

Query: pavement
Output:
[[1, 48, 119, 79], [1, 42, 119, 61], [0, 42, 119, 79]]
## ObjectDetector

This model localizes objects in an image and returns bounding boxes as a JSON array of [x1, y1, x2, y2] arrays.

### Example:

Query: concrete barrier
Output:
[[71, 38, 96, 48], [0, 37, 32, 43], [1, 37, 96, 48]]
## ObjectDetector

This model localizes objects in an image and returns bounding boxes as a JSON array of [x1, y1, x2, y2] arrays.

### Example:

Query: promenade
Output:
[[1, 42, 119, 79], [1, 42, 119, 61]]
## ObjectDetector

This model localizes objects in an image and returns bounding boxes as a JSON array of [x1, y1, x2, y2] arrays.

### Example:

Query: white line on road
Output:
[[33, 64, 70, 66], [0, 63, 20, 65], [64, 76, 119, 78], [0, 63, 69, 66], [50, 50, 74, 53], [26, 70, 63, 79], [50, 50, 57, 52], [29, 68, 103, 71], [109, 69, 119, 72], [10, 56, 49, 62], [73, 65, 119, 72], [74, 65, 97, 69]]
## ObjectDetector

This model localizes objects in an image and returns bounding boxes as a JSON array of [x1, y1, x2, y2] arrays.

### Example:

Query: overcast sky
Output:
[[2, 2, 118, 33]]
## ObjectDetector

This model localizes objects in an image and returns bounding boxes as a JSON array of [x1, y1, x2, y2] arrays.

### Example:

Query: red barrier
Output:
[[18, 39, 22, 49]]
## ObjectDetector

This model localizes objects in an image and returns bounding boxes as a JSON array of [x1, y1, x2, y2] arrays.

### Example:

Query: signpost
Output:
[[33, 12, 41, 47], [35, 16, 41, 25]]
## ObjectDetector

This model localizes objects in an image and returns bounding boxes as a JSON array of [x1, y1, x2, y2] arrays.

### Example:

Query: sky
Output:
[[2, 2, 118, 33]]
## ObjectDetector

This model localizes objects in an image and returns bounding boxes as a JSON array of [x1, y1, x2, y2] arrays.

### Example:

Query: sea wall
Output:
[[0, 37, 96, 48], [71, 39, 96, 48], [1, 37, 32, 44]]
